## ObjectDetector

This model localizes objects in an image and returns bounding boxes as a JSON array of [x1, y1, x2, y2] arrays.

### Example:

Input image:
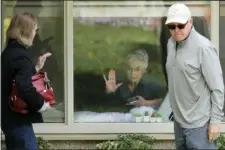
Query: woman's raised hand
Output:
[[35, 52, 52, 72], [103, 69, 122, 93]]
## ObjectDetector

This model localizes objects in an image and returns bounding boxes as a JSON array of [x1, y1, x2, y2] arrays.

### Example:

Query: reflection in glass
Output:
[[3, 0, 65, 122], [74, 16, 167, 123], [73, 2, 213, 123]]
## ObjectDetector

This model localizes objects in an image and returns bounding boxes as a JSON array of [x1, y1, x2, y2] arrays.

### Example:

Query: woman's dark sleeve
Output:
[[13, 57, 44, 112], [150, 83, 167, 99], [105, 89, 123, 106]]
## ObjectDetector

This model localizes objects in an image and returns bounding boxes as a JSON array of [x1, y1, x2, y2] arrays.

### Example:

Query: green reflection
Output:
[[74, 23, 164, 83], [74, 22, 167, 115]]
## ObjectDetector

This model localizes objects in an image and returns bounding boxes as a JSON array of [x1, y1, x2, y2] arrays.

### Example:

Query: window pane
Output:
[[219, 1, 225, 116], [3, 0, 65, 123], [73, 1, 211, 123]]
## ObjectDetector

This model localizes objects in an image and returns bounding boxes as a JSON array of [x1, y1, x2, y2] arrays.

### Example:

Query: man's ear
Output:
[[189, 18, 193, 24]]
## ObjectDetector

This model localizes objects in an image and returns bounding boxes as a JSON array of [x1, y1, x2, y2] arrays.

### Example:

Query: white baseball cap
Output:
[[165, 3, 191, 25]]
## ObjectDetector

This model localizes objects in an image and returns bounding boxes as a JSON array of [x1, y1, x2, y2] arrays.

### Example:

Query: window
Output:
[[73, 1, 211, 123], [2, 0, 65, 123], [2, 1, 223, 136]]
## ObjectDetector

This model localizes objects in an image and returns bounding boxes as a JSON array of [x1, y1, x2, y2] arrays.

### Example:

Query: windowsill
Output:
[[42, 108, 64, 123], [43, 107, 171, 123], [43, 107, 225, 123]]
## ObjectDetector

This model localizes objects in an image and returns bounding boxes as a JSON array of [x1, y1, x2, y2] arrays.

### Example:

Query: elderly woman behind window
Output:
[[103, 49, 166, 109]]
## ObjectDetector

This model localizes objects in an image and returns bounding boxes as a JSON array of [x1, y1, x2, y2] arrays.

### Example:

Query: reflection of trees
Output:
[[13, 0, 43, 16], [74, 23, 166, 111], [36, 6, 64, 106], [75, 17, 156, 28]]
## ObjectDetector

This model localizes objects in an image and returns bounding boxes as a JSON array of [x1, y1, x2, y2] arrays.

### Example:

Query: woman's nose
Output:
[[131, 70, 136, 76]]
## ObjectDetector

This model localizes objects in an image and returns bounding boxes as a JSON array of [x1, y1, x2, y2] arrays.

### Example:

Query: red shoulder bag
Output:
[[9, 72, 56, 114]]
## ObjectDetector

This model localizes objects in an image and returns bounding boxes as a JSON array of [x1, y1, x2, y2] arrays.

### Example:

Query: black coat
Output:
[[1, 39, 44, 128]]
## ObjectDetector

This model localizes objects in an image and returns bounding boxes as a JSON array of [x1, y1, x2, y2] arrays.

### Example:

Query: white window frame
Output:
[[1, 1, 222, 140], [211, 1, 220, 53]]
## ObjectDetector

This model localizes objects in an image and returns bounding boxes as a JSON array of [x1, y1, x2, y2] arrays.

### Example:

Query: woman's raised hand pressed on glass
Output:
[[103, 69, 123, 93]]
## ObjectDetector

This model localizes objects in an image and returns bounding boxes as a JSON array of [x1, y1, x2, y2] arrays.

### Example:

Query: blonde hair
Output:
[[6, 12, 37, 47]]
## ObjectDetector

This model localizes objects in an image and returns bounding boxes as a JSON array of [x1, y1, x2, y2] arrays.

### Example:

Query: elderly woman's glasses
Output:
[[127, 67, 144, 73]]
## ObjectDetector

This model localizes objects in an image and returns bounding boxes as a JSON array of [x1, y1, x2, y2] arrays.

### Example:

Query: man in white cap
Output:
[[165, 3, 224, 149]]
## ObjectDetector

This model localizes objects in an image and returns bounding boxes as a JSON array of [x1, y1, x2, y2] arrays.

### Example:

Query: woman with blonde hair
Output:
[[1, 12, 51, 149]]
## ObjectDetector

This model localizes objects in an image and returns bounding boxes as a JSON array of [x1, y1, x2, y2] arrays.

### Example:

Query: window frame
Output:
[[1, 1, 223, 140], [0, 0, 2, 148], [211, 1, 220, 53], [63, 0, 74, 125]]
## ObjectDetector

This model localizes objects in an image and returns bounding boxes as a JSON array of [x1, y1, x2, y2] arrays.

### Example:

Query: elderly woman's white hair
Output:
[[126, 49, 149, 70]]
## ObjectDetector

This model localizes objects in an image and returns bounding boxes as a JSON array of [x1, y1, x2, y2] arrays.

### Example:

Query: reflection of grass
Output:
[[74, 23, 160, 76]]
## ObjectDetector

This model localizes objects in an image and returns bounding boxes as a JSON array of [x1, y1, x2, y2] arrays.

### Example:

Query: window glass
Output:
[[3, 0, 65, 122], [73, 1, 211, 123]]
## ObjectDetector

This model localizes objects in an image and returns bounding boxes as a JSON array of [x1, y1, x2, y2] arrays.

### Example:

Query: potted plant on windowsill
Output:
[[150, 113, 156, 123], [143, 111, 150, 122], [155, 113, 163, 122], [135, 114, 142, 122]]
